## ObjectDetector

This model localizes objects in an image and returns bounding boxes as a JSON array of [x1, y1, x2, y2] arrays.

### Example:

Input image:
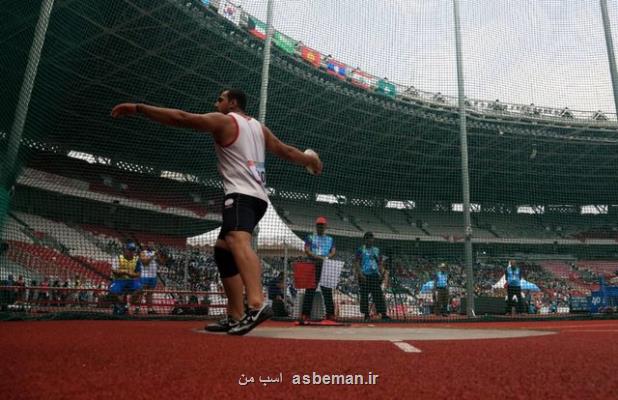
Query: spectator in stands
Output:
[[72, 275, 82, 307], [450, 296, 461, 314], [28, 280, 37, 303], [301, 217, 336, 322], [560, 107, 573, 118], [15, 275, 26, 304], [61, 280, 70, 307], [550, 297, 559, 313], [593, 110, 607, 121], [112, 88, 322, 335], [492, 99, 504, 111], [526, 291, 536, 314], [505, 260, 525, 314], [51, 279, 61, 306], [321, 54, 332, 71], [38, 277, 49, 305], [404, 85, 419, 97], [355, 232, 389, 321], [267, 273, 288, 317], [527, 103, 540, 116], [135, 243, 159, 314], [94, 281, 107, 306], [108, 242, 142, 315], [0, 276, 9, 310], [433, 263, 449, 316], [75, 276, 88, 307]]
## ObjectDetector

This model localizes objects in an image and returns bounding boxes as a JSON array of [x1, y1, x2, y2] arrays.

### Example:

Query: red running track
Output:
[[1, 319, 617, 400]]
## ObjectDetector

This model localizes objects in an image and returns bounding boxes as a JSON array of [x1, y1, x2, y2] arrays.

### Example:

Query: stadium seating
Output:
[[576, 261, 618, 278], [6, 241, 108, 284], [0, 256, 41, 283], [475, 214, 558, 239], [338, 205, 388, 233], [25, 155, 211, 217], [12, 212, 111, 260], [539, 261, 574, 279], [379, 209, 426, 236], [414, 212, 464, 238], [1, 215, 35, 244], [537, 260, 600, 295], [81, 225, 187, 249], [274, 199, 359, 232], [273, 198, 617, 241]]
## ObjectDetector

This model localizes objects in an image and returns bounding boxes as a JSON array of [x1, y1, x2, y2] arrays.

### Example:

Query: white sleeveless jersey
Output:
[[140, 250, 158, 278], [214, 112, 268, 202]]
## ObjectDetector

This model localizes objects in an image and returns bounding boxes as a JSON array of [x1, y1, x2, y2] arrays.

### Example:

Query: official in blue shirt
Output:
[[355, 232, 389, 321], [433, 263, 450, 316], [301, 217, 336, 321], [505, 260, 525, 314]]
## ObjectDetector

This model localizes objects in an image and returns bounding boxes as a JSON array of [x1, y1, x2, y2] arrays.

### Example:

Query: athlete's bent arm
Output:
[[263, 125, 323, 175]]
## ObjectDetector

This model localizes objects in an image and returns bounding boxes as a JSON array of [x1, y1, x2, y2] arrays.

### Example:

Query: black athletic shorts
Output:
[[218, 193, 268, 239]]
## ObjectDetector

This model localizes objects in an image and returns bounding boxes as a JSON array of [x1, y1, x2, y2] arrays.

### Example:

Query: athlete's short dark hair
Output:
[[224, 88, 247, 111]]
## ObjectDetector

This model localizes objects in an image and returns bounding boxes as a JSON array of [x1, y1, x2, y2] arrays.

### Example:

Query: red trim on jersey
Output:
[[221, 115, 240, 148]]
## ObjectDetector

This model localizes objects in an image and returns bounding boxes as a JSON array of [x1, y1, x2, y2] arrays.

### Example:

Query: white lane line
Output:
[[391, 340, 421, 353], [547, 324, 618, 329]]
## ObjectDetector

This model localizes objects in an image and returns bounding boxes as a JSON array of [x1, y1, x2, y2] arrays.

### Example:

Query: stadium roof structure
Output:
[[3, 0, 618, 218]]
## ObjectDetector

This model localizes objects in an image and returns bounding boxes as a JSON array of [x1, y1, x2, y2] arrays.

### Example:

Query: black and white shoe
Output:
[[227, 304, 273, 336], [205, 316, 239, 332]]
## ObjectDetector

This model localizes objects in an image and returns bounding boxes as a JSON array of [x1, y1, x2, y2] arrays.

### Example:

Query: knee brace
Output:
[[214, 247, 239, 278]]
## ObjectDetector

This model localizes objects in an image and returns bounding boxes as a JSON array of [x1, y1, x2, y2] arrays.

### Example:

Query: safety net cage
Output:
[[2, 0, 618, 321]]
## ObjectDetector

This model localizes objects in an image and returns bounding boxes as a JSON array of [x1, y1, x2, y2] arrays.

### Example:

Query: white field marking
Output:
[[543, 323, 618, 329], [391, 340, 421, 353]]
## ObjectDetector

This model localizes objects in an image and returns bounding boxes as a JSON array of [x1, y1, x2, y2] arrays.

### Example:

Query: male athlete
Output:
[[136, 243, 159, 314], [112, 89, 322, 335], [109, 241, 142, 315]]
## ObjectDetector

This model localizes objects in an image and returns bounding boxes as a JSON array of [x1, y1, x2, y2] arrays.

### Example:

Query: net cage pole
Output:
[[258, 0, 275, 123], [1, 0, 55, 232], [453, 0, 475, 316], [600, 0, 618, 115], [283, 241, 288, 304]]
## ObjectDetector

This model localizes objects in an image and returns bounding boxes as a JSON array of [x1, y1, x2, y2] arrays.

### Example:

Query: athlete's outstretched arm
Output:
[[263, 125, 323, 175], [111, 103, 230, 141]]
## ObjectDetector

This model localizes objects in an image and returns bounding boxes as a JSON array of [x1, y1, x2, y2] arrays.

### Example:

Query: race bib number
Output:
[[247, 160, 266, 185]]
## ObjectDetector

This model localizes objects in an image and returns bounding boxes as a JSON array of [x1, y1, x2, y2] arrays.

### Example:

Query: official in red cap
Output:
[[301, 216, 336, 321]]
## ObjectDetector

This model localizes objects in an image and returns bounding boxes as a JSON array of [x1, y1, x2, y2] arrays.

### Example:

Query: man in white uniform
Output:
[[137, 243, 158, 315], [112, 89, 322, 335]]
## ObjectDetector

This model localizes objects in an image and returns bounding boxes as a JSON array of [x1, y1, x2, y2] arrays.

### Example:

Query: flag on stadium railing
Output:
[[350, 69, 374, 89], [301, 46, 322, 68], [247, 17, 266, 40], [326, 58, 348, 79], [273, 31, 297, 55], [376, 79, 397, 97], [218, 0, 240, 26]]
